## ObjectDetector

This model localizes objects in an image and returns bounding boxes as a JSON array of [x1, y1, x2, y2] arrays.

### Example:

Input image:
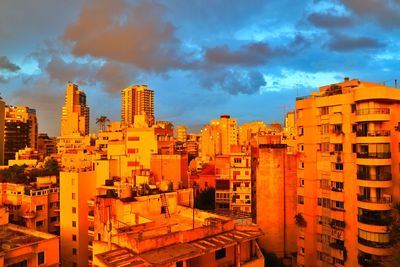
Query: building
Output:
[[295, 78, 400, 266], [150, 153, 188, 188], [0, 98, 5, 165], [4, 105, 38, 164], [90, 188, 264, 267], [254, 143, 297, 263], [37, 133, 57, 159], [121, 85, 154, 128], [176, 125, 188, 142], [200, 115, 238, 161], [282, 111, 297, 154], [238, 121, 267, 146], [60, 169, 96, 267], [60, 83, 90, 136], [215, 152, 252, 213], [0, 176, 60, 235], [0, 207, 60, 266]]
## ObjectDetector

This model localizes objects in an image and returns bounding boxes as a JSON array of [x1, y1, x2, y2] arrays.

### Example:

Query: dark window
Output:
[[216, 180, 230, 190], [38, 251, 45, 265], [73, 263, 77, 267], [351, 104, 356, 113], [352, 144, 357, 153], [50, 216, 57, 222], [72, 221, 76, 227], [215, 248, 226, 260], [72, 207, 76, 214], [352, 124, 357, 132], [72, 248, 77, 255], [176, 261, 184, 267], [334, 144, 343, 152], [72, 234, 76, 241], [36, 220, 44, 227], [8, 260, 28, 267], [36, 205, 43, 211]]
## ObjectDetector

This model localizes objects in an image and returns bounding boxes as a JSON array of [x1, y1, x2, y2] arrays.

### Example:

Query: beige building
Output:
[[176, 125, 188, 142], [0, 98, 4, 165], [90, 188, 264, 267], [282, 111, 297, 154], [296, 78, 400, 266], [4, 105, 38, 164], [200, 115, 238, 161], [60, 83, 90, 136], [0, 176, 60, 235], [121, 85, 154, 128], [238, 121, 267, 146], [0, 207, 60, 266]]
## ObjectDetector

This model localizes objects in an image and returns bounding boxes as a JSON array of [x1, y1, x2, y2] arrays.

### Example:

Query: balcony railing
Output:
[[356, 108, 390, 116], [357, 171, 392, 181], [356, 152, 391, 159], [357, 195, 392, 204], [358, 237, 391, 248], [356, 130, 391, 137], [358, 215, 392, 226]]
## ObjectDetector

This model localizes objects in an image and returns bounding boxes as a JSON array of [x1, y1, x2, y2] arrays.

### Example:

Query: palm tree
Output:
[[96, 116, 110, 132]]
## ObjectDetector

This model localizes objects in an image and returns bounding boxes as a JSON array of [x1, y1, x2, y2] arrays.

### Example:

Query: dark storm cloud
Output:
[[63, 0, 188, 72], [327, 33, 385, 52], [308, 13, 354, 28], [0, 56, 20, 72], [95, 62, 132, 94], [341, 0, 400, 28]]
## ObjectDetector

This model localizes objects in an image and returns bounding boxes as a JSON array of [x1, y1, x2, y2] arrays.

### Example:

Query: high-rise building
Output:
[[37, 133, 57, 158], [121, 85, 154, 128], [4, 105, 38, 164], [61, 83, 90, 136], [0, 98, 4, 165], [200, 115, 238, 160], [295, 78, 400, 266], [176, 125, 187, 142]]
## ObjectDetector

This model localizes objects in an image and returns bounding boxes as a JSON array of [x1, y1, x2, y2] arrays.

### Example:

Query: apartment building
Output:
[[296, 78, 400, 266], [215, 153, 252, 213], [121, 85, 154, 128], [0, 98, 4, 165]]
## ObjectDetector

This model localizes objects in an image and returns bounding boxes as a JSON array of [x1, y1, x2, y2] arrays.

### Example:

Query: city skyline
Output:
[[1, 0, 400, 136]]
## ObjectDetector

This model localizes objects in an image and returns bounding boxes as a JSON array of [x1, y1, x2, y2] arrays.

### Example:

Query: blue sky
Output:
[[0, 0, 399, 136]]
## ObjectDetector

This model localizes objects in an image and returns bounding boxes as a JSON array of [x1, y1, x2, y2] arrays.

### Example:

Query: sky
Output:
[[1, 0, 399, 136]]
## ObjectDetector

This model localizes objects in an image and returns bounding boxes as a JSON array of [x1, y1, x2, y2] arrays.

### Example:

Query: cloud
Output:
[[327, 33, 385, 51], [95, 62, 132, 94], [341, 0, 400, 29], [308, 12, 354, 28], [63, 0, 188, 72], [0, 56, 20, 72], [200, 69, 266, 95]]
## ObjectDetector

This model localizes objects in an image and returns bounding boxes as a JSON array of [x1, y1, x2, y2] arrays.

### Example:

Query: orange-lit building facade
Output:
[[0, 98, 5, 165], [90, 189, 264, 267], [121, 85, 154, 128], [296, 78, 400, 266]]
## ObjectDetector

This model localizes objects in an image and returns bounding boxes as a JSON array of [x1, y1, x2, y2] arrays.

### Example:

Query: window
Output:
[[321, 143, 329, 152], [299, 178, 305, 187], [72, 234, 76, 241], [72, 263, 77, 267], [72, 221, 76, 227], [332, 124, 342, 133], [332, 201, 344, 210], [321, 124, 330, 134], [38, 251, 45, 265], [299, 161, 304, 169], [320, 106, 329, 115], [72, 207, 76, 214], [320, 179, 330, 189], [351, 104, 356, 113], [176, 262, 183, 267], [72, 248, 77, 255], [334, 144, 343, 152], [36, 220, 44, 228], [36, 205, 43, 211], [300, 247, 305, 255], [215, 248, 226, 260], [50, 216, 57, 222], [72, 193, 76, 200], [298, 127, 304, 136], [71, 178, 75, 186], [334, 163, 343, 171], [318, 198, 330, 208], [233, 158, 242, 163], [352, 124, 357, 132], [298, 196, 304, 204]]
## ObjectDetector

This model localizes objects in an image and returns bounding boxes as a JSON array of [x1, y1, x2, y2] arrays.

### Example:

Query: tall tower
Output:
[[121, 85, 154, 128], [295, 78, 400, 266], [4, 105, 38, 164], [61, 83, 90, 136], [0, 98, 4, 165]]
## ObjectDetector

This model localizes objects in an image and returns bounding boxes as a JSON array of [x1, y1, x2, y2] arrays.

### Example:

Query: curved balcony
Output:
[[357, 195, 392, 210], [358, 237, 392, 256], [358, 216, 391, 233], [355, 108, 390, 122], [356, 152, 391, 166], [356, 130, 391, 143], [21, 210, 36, 219], [357, 172, 392, 188]]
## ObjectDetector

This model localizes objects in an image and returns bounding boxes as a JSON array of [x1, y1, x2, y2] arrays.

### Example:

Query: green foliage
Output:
[[194, 187, 215, 210]]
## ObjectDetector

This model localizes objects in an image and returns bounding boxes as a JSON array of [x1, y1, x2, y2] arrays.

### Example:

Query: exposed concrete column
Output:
[[235, 244, 241, 267]]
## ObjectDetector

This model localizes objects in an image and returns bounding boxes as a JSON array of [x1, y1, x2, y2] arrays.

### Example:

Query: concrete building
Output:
[[295, 78, 400, 266], [176, 125, 188, 142], [4, 105, 38, 164], [254, 143, 297, 263], [60, 83, 90, 136], [0, 98, 5, 165], [200, 115, 238, 161], [238, 121, 267, 146], [0, 207, 60, 266], [37, 133, 57, 159], [90, 188, 264, 267], [151, 154, 188, 188], [0, 176, 60, 235], [60, 169, 96, 267], [121, 85, 154, 128], [282, 111, 297, 154], [215, 153, 252, 213]]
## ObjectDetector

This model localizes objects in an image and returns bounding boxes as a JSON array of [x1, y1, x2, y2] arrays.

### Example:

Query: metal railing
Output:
[[356, 130, 391, 137], [356, 108, 390, 115], [357, 172, 392, 181], [358, 215, 392, 226], [356, 152, 391, 159], [358, 237, 391, 248], [357, 195, 392, 203]]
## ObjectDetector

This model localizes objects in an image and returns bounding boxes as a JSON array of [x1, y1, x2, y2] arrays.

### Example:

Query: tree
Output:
[[43, 159, 60, 176], [294, 213, 307, 227], [96, 115, 110, 132]]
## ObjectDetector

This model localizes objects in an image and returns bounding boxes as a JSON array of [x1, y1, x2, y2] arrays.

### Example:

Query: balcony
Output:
[[355, 108, 390, 122], [357, 195, 392, 210], [357, 172, 392, 188], [356, 152, 391, 165], [356, 130, 391, 144], [358, 215, 392, 226], [358, 237, 392, 256], [21, 210, 36, 219]]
